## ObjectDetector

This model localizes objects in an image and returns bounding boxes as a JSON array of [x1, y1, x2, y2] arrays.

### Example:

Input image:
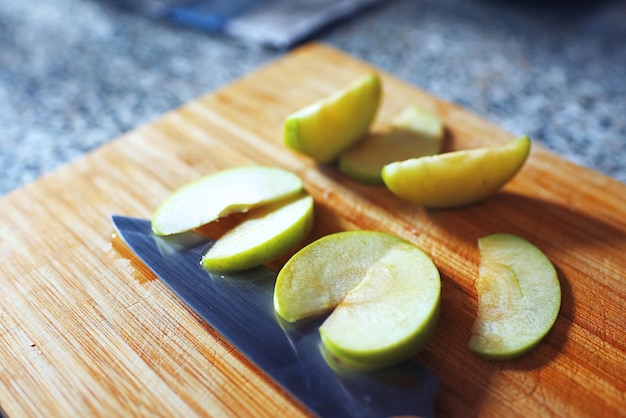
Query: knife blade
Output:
[[111, 215, 439, 418]]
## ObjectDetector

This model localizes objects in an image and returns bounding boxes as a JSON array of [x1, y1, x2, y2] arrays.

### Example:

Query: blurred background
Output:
[[1, 0, 625, 196]]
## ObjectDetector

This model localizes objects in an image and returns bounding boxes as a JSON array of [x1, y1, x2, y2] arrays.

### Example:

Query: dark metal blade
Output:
[[111, 215, 439, 418]]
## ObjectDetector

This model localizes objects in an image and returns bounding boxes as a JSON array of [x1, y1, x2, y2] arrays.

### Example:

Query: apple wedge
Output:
[[381, 136, 531, 208], [338, 106, 444, 184], [152, 165, 303, 236], [202, 193, 314, 273], [391, 105, 444, 143], [274, 231, 440, 370], [469, 233, 561, 360], [283, 73, 382, 164]]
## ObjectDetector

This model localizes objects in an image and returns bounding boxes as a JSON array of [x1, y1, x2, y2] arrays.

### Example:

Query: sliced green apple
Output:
[[381, 136, 531, 208], [201, 193, 314, 273], [338, 106, 444, 184], [391, 105, 444, 143], [283, 73, 382, 164], [469, 233, 561, 360], [152, 165, 303, 236], [274, 230, 440, 370]]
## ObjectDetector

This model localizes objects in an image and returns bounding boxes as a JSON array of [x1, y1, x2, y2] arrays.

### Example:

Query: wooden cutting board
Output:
[[1, 43, 624, 418]]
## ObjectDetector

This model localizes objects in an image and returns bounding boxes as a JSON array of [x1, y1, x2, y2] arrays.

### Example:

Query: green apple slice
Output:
[[338, 106, 444, 184], [152, 166, 303, 236], [469, 233, 561, 360], [274, 230, 440, 369], [283, 73, 382, 164], [391, 105, 444, 143], [201, 193, 314, 273], [381, 136, 531, 208]]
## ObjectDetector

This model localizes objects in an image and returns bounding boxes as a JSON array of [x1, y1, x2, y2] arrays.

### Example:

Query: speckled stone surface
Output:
[[1, 0, 625, 196]]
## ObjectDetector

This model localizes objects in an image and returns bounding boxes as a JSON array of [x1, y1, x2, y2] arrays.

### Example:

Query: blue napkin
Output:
[[143, 0, 385, 48]]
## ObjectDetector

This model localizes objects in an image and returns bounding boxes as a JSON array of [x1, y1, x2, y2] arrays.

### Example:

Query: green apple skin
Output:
[[201, 194, 314, 273], [274, 230, 440, 370], [275, 230, 406, 323], [469, 233, 561, 360], [152, 165, 303, 236], [283, 73, 382, 164], [318, 241, 440, 369], [381, 136, 531, 209], [319, 342, 377, 373]]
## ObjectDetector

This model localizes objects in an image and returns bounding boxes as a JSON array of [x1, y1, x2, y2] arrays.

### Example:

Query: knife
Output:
[[111, 215, 439, 418]]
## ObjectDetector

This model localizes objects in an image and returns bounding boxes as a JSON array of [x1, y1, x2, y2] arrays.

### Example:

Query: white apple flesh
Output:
[[391, 105, 444, 143], [469, 233, 561, 360], [338, 105, 443, 185], [274, 230, 440, 370], [152, 165, 303, 236]]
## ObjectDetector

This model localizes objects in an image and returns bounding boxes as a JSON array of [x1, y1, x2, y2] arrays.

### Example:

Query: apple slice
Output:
[[338, 106, 444, 184], [274, 231, 440, 369], [469, 233, 561, 360], [152, 165, 303, 236], [391, 105, 444, 143], [283, 73, 382, 164], [381, 136, 531, 208], [201, 193, 314, 273]]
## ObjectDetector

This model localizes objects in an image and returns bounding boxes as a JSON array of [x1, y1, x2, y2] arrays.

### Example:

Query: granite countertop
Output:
[[1, 0, 624, 196]]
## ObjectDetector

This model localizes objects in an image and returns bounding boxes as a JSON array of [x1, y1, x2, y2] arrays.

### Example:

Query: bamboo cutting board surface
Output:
[[1, 43, 625, 417]]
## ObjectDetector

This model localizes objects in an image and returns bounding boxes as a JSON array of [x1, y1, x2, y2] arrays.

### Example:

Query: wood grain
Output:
[[1, 43, 624, 417]]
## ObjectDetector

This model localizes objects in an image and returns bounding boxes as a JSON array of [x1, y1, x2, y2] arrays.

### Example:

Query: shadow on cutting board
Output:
[[415, 190, 626, 415]]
